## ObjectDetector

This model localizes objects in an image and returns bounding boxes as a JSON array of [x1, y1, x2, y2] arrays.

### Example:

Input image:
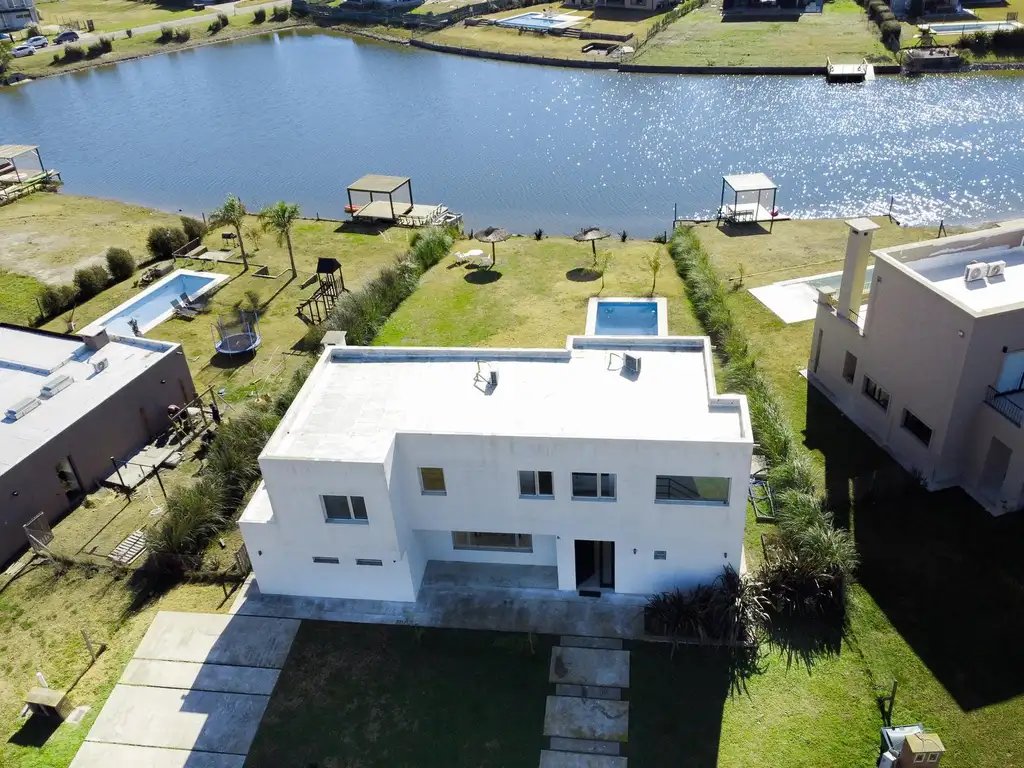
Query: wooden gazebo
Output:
[[0, 144, 47, 185], [717, 173, 780, 231], [345, 174, 414, 223]]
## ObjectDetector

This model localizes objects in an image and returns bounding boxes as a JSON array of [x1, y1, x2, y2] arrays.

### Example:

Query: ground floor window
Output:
[[452, 531, 533, 552], [863, 375, 890, 412], [901, 408, 933, 447]]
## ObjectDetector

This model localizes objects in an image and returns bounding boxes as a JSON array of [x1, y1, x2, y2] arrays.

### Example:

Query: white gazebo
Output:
[[717, 173, 780, 231]]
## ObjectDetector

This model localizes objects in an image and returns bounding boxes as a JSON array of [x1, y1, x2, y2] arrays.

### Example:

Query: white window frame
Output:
[[571, 472, 616, 501], [321, 494, 369, 525], [519, 470, 554, 499], [452, 531, 533, 552], [419, 467, 447, 496]]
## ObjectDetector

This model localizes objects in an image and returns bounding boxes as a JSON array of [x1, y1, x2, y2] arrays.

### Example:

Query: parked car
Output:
[[54, 31, 79, 45], [11, 44, 35, 57], [26, 35, 49, 49]]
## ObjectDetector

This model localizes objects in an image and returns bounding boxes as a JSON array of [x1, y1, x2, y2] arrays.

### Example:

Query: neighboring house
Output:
[[808, 218, 1024, 516], [0, 324, 196, 565], [239, 336, 753, 603], [0, 0, 39, 32], [574, 0, 677, 13]]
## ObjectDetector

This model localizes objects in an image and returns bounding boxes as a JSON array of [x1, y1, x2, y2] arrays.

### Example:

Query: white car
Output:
[[26, 35, 48, 48], [11, 44, 36, 57]]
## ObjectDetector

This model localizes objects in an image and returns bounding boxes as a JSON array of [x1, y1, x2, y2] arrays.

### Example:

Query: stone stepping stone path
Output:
[[540, 636, 630, 767]]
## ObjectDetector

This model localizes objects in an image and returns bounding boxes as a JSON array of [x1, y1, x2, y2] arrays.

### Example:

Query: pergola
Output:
[[346, 174, 414, 222], [717, 173, 779, 231], [0, 145, 46, 185]]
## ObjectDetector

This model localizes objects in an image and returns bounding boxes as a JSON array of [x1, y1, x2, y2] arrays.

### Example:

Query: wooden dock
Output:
[[825, 57, 874, 83]]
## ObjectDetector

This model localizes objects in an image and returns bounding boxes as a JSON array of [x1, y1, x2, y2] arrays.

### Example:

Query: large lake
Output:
[[2, 29, 1023, 234]]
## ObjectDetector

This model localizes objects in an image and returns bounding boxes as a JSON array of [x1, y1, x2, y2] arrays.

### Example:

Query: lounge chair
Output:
[[179, 292, 196, 308], [170, 299, 197, 320], [453, 252, 469, 265]]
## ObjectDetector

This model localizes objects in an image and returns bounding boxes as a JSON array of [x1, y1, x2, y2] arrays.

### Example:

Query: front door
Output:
[[574, 540, 615, 590]]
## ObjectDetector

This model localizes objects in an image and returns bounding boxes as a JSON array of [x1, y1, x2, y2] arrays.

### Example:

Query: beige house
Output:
[[808, 218, 1024, 516]]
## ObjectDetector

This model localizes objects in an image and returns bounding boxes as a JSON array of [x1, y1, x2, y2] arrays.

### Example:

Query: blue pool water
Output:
[[101, 273, 217, 336], [497, 12, 575, 29], [594, 302, 659, 336]]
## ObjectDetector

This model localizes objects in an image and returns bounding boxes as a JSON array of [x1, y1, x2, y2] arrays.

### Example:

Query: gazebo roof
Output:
[[723, 173, 777, 193], [0, 145, 39, 161], [347, 174, 410, 194]]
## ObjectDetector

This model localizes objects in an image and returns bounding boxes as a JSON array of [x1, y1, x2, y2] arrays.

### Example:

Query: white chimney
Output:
[[837, 218, 880, 323]]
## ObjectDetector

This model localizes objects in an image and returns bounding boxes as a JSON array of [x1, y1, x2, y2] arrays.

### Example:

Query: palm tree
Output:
[[210, 194, 249, 270], [259, 201, 301, 278]]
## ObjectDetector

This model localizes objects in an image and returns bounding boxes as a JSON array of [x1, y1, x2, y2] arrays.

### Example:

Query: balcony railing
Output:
[[984, 385, 1023, 427]]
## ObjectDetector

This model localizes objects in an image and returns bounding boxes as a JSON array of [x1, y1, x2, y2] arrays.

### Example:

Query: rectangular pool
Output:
[[589, 300, 662, 336], [89, 269, 227, 337], [497, 12, 584, 29], [924, 20, 1022, 35]]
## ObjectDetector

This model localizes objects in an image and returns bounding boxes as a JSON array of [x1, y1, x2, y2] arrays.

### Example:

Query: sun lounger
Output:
[[453, 252, 469, 265], [170, 299, 197, 319]]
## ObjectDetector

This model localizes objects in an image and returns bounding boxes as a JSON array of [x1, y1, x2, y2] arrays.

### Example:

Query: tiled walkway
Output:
[[540, 636, 631, 767]]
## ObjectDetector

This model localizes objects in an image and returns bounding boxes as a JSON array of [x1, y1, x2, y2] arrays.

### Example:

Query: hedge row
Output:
[[855, 0, 901, 48], [668, 227, 858, 619], [36, 248, 136, 322], [636, 0, 705, 51], [956, 27, 1024, 55]]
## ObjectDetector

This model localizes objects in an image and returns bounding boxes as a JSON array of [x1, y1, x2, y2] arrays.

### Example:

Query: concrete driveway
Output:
[[70, 611, 299, 768]]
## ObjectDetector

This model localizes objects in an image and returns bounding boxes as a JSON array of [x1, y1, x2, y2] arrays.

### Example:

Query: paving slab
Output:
[[560, 636, 623, 650], [550, 646, 630, 688], [121, 659, 280, 695], [556, 684, 622, 700], [71, 742, 245, 768], [540, 750, 628, 767], [549, 737, 621, 755], [84, 684, 269, 755], [543, 696, 629, 743], [135, 612, 299, 668]]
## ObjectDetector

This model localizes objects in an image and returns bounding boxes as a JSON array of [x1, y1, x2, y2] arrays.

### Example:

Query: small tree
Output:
[[643, 251, 663, 297], [259, 201, 301, 278], [210, 194, 249, 269], [73, 264, 111, 300], [596, 251, 612, 292], [0, 40, 13, 75], [244, 224, 263, 252], [105, 247, 135, 282], [147, 226, 188, 260], [180, 215, 208, 244]]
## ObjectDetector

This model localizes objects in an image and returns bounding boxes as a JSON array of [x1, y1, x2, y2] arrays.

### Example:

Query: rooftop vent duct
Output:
[[40, 373, 73, 398], [6, 396, 41, 421]]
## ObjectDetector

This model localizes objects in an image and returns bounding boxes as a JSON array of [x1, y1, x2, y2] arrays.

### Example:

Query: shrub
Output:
[[158, 26, 174, 42], [147, 476, 226, 569], [533, 228, 544, 241], [180, 215, 208, 244], [217, 11, 229, 26], [73, 264, 110, 300], [38, 283, 78, 318], [205, 407, 278, 507], [61, 44, 85, 62], [992, 27, 1024, 53], [324, 259, 420, 346], [126, 28, 133, 38], [52, 52, 62, 65], [147, 225, 188, 260], [881, 19, 901, 45], [253, 8, 266, 22], [408, 227, 454, 273], [208, 19, 223, 33], [271, 5, 289, 21], [174, 27, 191, 43], [105, 247, 135, 282], [652, 231, 668, 244], [620, 230, 628, 243], [242, 289, 261, 313], [25, 24, 41, 37]]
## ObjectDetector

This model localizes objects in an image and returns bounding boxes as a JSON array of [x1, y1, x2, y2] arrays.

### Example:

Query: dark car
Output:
[[54, 31, 80, 45]]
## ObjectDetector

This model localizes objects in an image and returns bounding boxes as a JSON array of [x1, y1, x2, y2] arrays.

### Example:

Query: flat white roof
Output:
[[900, 243, 1024, 312], [264, 337, 750, 463], [0, 327, 177, 473], [724, 173, 777, 193]]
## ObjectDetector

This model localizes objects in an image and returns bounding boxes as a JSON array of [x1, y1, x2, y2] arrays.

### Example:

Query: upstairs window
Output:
[[655, 475, 730, 505], [519, 470, 554, 498], [572, 472, 616, 500], [322, 495, 368, 524], [419, 467, 446, 495]]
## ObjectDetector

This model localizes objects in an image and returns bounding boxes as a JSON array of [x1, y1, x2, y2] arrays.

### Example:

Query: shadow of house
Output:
[[805, 386, 1024, 711]]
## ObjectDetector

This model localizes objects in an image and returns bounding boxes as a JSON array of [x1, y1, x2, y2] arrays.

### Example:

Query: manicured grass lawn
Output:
[[635, 0, 894, 66], [34, 0, 209, 33], [971, 0, 1024, 22], [686, 219, 1024, 767], [247, 622, 554, 767], [0, 270, 48, 325], [8, 18, 302, 77], [425, 2, 672, 60], [377, 236, 701, 347]]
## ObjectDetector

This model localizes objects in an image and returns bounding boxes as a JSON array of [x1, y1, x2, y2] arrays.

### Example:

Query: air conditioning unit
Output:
[[40, 373, 73, 398], [92, 357, 109, 374], [964, 262, 986, 283], [987, 260, 1006, 279], [6, 396, 41, 421]]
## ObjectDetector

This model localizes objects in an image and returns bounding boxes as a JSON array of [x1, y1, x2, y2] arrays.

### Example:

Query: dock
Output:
[[825, 57, 874, 83], [346, 173, 461, 228]]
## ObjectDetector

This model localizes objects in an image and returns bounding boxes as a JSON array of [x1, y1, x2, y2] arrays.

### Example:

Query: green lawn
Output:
[[247, 622, 554, 767], [33, 0, 212, 33], [377, 236, 701, 347], [0, 270, 47, 325], [635, 0, 894, 67]]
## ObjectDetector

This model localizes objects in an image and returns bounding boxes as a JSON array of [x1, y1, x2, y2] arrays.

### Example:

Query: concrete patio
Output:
[[230, 562, 648, 639]]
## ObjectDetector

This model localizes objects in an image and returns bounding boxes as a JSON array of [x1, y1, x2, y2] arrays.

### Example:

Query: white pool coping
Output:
[[498, 11, 586, 29], [84, 268, 229, 337], [585, 297, 668, 336], [749, 268, 871, 325]]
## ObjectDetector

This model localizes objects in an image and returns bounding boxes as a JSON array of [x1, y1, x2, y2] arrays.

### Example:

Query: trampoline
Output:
[[213, 310, 261, 355]]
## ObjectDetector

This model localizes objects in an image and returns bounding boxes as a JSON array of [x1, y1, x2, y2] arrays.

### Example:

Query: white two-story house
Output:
[[238, 335, 753, 602], [1, 0, 39, 32]]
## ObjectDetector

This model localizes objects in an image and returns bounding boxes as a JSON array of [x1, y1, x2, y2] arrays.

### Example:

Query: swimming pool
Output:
[[923, 20, 1022, 35], [89, 269, 228, 337], [497, 12, 585, 30], [586, 299, 666, 336]]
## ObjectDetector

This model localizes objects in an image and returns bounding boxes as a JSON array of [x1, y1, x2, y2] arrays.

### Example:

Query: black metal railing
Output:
[[655, 476, 700, 501], [984, 385, 1023, 427]]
